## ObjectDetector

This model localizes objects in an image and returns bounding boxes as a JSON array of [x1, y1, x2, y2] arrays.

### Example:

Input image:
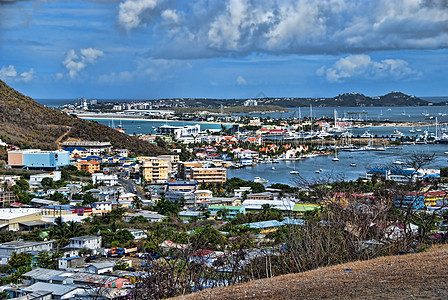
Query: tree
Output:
[[216, 209, 229, 221], [66, 220, 85, 238], [40, 177, 54, 188], [8, 252, 32, 270], [34, 251, 63, 269], [133, 196, 143, 209], [50, 216, 69, 248], [82, 192, 97, 206]]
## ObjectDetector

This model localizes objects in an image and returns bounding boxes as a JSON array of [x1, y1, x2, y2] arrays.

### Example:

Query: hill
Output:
[[0, 80, 166, 156], [176, 245, 448, 299]]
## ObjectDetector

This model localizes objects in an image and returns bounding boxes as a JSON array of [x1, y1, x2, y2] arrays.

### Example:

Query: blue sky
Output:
[[0, 0, 447, 100]]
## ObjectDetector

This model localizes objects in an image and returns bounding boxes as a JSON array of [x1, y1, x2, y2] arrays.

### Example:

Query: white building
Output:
[[68, 236, 102, 254], [158, 124, 201, 140], [92, 173, 118, 186], [128, 228, 147, 240], [29, 171, 62, 186]]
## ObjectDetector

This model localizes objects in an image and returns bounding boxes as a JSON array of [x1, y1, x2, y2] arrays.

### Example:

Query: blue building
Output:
[[8, 149, 70, 170]]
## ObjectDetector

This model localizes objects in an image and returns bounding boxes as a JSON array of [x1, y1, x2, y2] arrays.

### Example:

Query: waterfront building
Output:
[[8, 149, 70, 170], [157, 124, 200, 139], [190, 167, 227, 184]]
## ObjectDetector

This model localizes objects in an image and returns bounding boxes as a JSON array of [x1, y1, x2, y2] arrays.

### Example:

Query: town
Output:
[[0, 98, 447, 299]]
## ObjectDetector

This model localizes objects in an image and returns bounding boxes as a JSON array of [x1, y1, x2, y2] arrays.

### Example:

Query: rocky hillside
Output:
[[176, 245, 448, 299], [0, 80, 166, 155]]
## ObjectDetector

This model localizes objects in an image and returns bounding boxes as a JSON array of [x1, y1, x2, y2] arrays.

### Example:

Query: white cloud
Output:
[[0, 64, 35, 82], [236, 75, 247, 85], [317, 54, 421, 82], [118, 0, 160, 31], [62, 48, 103, 79], [114, 0, 448, 59]]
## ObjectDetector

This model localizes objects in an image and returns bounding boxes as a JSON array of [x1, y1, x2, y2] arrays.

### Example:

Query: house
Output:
[[123, 211, 166, 222], [58, 256, 84, 270], [164, 180, 198, 193], [242, 198, 296, 212], [85, 261, 115, 274], [233, 187, 252, 198], [246, 192, 274, 201], [68, 236, 102, 254], [127, 228, 147, 240], [19, 282, 85, 300], [208, 205, 245, 219], [91, 201, 113, 213], [75, 160, 101, 174]]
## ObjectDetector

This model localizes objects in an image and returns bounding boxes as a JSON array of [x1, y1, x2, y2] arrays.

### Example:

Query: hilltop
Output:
[[0, 80, 166, 156], [176, 245, 448, 300]]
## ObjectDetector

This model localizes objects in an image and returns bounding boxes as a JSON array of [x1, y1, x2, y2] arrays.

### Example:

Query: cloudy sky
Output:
[[0, 0, 447, 100]]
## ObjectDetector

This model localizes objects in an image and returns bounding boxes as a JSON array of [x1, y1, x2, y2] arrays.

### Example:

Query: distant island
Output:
[[66, 92, 435, 111]]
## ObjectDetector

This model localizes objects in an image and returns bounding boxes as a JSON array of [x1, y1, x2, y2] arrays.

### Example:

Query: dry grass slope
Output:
[[176, 245, 448, 300], [0, 80, 166, 156]]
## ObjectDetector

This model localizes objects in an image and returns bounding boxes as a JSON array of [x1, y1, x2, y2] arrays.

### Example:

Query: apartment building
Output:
[[190, 168, 227, 184], [177, 162, 202, 180], [142, 158, 169, 182]]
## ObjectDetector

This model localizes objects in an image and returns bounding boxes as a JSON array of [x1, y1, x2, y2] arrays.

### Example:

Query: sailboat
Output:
[[290, 162, 299, 174]]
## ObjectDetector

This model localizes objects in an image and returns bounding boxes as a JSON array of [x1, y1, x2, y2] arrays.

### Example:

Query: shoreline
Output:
[[77, 114, 234, 125]]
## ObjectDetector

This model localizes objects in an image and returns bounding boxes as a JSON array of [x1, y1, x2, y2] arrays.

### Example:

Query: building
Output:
[[63, 147, 90, 159], [85, 261, 115, 274], [58, 256, 84, 270], [177, 162, 202, 180], [75, 160, 101, 173], [164, 180, 198, 193], [29, 171, 62, 186], [61, 141, 112, 156], [141, 157, 169, 182], [0, 240, 54, 264], [193, 190, 213, 204], [92, 173, 118, 186], [0, 208, 64, 231], [166, 190, 196, 206], [127, 228, 147, 240], [123, 211, 166, 222], [0, 191, 15, 208], [208, 205, 245, 218], [0, 175, 20, 187], [366, 168, 423, 183], [190, 168, 227, 184], [242, 198, 296, 212], [157, 124, 200, 139], [246, 192, 274, 201], [234, 187, 252, 198], [8, 149, 70, 170], [68, 236, 102, 253], [157, 154, 180, 174]]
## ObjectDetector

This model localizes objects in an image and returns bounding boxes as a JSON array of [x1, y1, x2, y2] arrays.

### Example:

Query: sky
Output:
[[0, 0, 447, 100]]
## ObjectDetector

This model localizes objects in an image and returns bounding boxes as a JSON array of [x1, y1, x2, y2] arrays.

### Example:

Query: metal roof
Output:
[[22, 282, 80, 296]]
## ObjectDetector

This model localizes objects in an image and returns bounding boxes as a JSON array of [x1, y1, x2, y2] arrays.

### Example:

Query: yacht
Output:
[[254, 177, 269, 183], [350, 163, 357, 167], [271, 167, 276, 170], [391, 129, 404, 138], [290, 170, 299, 174], [361, 130, 373, 138], [332, 156, 339, 161], [393, 160, 405, 165]]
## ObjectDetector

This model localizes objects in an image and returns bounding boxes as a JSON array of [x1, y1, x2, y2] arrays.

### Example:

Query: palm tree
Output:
[[132, 196, 143, 209], [50, 216, 69, 248], [66, 220, 85, 238], [216, 209, 229, 221]]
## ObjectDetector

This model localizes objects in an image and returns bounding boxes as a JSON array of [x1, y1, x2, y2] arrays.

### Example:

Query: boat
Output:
[[271, 167, 276, 170], [272, 159, 280, 163], [315, 169, 321, 173], [393, 160, 404, 165], [361, 130, 373, 138], [332, 156, 339, 161], [350, 163, 357, 167], [254, 177, 269, 183], [391, 129, 404, 138], [290, 171, 299, 174]]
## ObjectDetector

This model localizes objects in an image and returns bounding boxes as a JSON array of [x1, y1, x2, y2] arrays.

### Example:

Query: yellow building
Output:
[[142, 158, 169, 182], [190, 168, 227, 184]]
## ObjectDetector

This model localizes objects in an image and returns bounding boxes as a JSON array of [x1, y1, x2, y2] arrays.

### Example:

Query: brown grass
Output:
[[175, 245, 448, 300]]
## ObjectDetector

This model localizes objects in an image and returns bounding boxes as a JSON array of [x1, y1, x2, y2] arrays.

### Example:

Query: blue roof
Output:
[[242, 220, 283, 229], [281, 217, 305, 226], [59, 256, 82, 260], [86, 156, 102, 160], [62, 147, 87, 152]]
